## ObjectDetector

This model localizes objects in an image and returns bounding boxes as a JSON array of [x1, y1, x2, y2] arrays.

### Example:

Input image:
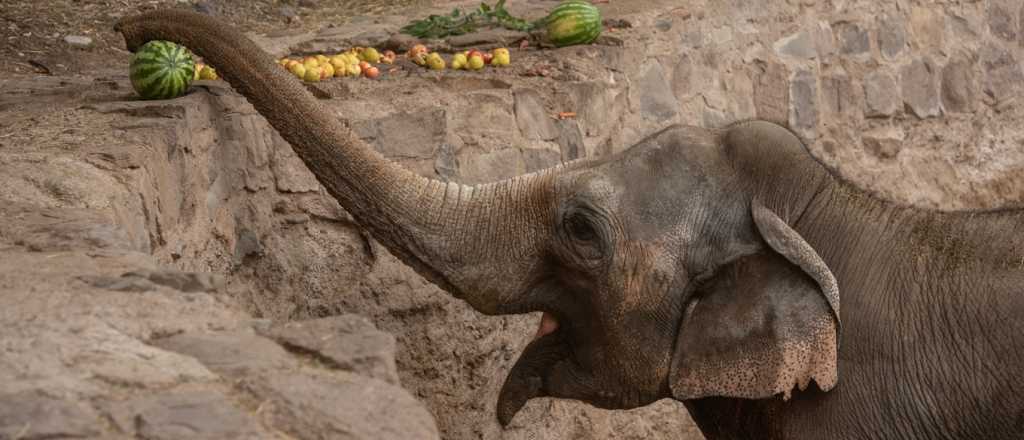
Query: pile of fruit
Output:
[[277, 44, 513, 82], [407, 44, 511, 71], [277, 47, 394, 82]]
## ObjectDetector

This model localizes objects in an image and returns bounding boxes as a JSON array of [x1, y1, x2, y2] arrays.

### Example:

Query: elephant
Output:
[[116, 10, 1024, 439]]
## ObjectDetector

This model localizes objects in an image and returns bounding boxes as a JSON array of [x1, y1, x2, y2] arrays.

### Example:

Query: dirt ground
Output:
[[0, 0, 425, 75]]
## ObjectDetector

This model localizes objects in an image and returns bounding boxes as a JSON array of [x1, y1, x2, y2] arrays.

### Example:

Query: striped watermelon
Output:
[[543, 0, 602, 47], [129, 40, 195, 100]]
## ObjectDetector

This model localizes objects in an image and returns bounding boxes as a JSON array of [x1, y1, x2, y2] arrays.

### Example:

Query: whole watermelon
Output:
[[544, 0, 602, 47], [129, 40, 195, 100]]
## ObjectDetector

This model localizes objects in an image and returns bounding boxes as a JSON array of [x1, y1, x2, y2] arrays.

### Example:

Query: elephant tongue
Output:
[[534, 312, 559, 339]]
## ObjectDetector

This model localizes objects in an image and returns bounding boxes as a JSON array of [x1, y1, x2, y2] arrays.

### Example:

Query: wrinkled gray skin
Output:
[[116, 11, 1024, 439]]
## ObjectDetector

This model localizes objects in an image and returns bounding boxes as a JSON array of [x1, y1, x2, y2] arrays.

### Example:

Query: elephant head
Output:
[[117, 10, 842, 426]]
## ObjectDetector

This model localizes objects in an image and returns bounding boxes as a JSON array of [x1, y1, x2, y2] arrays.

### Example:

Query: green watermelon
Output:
[[544, 0, 602, 47], [129, 40, 195, 100]]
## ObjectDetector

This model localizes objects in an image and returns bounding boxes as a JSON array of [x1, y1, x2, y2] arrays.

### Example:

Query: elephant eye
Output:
[[562, 211, 604, 261], [565, 214, 597, 242]]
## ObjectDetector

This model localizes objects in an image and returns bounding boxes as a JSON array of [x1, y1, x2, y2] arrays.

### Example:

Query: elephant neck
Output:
[[794, 178, 1024, 286]]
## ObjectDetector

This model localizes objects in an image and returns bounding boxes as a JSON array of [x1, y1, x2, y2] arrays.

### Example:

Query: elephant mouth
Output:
[[495, 310, 628, 426], [496, 312, 569, 426]]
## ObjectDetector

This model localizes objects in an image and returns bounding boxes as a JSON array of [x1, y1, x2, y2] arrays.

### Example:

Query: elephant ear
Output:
[[670, 198, 840, 401]]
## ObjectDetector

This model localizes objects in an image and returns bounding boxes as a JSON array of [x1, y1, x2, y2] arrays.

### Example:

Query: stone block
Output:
[[987, 0, 1019, 42], [754, 60, 790, 123], [910, 6, 945, 50], [789, 69, 819, 139], [877, 15, 907, 59], [822, 70, 860, 116], [514, 89, 558, 141], [864, 69, 901, 117], [635, 60, 679, 122], [900, 57, 941, 118], [774, 30, 816, 59], [941, 56, 977, 113], [834, 21, 870, 56]]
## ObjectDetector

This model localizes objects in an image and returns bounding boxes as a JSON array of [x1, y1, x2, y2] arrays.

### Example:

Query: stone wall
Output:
[[628, 0, 1024, 210]]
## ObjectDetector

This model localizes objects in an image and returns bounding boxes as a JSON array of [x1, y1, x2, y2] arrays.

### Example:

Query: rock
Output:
[[104, 389, 269, 439], [234, 227, 262, 263], [84, 268, 225, 293], [63, 35, 93, 49], [193, 1, 217, 15], [863, 69, 901, 117], [980, 43, 1024, 99], [900, 57, 941, 119], [278, 6, 298, 22], [774, 30, 816, 59], [834, 21, 869, 56], [680, 29, 704, 48], [570, 82, 620, 137], [556, 119, 585, 161], [434, 143, 459, 180], [987, 0, 1018, 42], [862, 126, 905, 159], [671, 54, 694, 100], [812, 21, 836, 58], [362, 110, 447, 160], [941, 56, 977, 113], [514, 89, 559, 141], [910, 6, 944, 50], [244, 371, 440, 440], [655, 19, 673, 32], [458, 148, 525, 184], [754, 60, 790, 123], [635, 60, 679, 122], [0, 392, 102, 439], [4, 206, 134, 252], [522, 148, 562, 173], [153, 330, 298, 376], [298, 0, 317, 8], [789, 69, 818, 139], [821, 70, 859, 116], [262, 315, 401, 385], [69, 325, 219, 389], [877, 15, 907, 59], [272, 140, 321, 193], [139, 269, 226, 292]]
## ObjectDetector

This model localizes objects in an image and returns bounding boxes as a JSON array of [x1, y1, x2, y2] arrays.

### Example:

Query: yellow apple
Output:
[[362, 47, 381, 63], [467, 54, 485, 70], [304, 66, 321, 82], [199, 65, 218, 80], [426, 53, 445, 70], [321, 62, 335, 78], [289, 63, 306, 79]]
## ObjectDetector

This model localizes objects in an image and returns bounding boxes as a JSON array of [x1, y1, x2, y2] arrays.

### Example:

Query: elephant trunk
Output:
[[115, 10, 557, 314]]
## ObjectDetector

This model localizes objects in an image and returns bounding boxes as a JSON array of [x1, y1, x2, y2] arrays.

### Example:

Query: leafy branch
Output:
[[400, 1, 541, 39]]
